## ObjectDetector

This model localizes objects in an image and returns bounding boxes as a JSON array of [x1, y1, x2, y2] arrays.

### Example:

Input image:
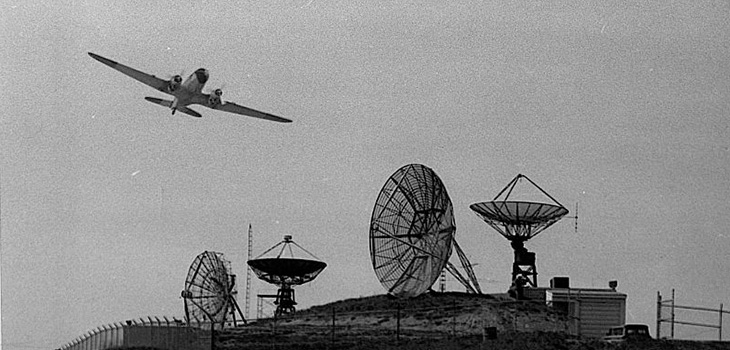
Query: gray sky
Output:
[[3, 0, 730, 347]]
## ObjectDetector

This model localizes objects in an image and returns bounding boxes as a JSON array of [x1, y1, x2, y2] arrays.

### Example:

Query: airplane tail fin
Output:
[[144, 97, 202, 118]]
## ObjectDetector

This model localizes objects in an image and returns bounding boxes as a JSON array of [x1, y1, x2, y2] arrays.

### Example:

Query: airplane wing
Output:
[[212, 101, 293, 123], [89, 52, 171, 94], [144, 97, 202, 118]]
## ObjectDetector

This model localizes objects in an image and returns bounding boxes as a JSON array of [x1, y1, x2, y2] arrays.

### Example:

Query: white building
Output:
[[525, 277, 627, 338]]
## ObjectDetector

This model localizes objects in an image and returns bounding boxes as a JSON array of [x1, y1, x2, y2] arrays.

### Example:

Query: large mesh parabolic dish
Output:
[[369, 164, 455, 298], [182, 251, 235, 324], [470, 201, 568, 241]]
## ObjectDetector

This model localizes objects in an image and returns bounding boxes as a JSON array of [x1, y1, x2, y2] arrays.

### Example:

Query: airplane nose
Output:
[[195, 69, 209, 85]]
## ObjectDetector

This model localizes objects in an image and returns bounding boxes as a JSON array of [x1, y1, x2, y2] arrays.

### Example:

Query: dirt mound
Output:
[[215, 292, 730, 350]]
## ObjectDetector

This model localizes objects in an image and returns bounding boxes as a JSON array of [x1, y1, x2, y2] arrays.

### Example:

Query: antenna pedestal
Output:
[[511, 240, 537, 288], [274, 285, 296, 316], [248, 236, 326, 318], [470, 174, 569, 297]]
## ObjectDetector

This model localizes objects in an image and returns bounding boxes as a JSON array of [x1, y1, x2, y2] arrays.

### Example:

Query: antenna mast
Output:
[[245, 224, 253, 319], [563, 202, 579, 233]]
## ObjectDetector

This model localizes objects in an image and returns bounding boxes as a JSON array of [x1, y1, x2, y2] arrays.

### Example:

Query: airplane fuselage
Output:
[[182, 68, 209, 94], [171, 69, 210, 111]]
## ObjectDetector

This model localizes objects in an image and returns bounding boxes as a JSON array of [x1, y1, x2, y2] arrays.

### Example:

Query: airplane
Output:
[[88, 52, 292, 123]]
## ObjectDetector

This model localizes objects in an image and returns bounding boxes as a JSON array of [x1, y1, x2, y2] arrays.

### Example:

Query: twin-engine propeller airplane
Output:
[[88, 52, 292, 123]]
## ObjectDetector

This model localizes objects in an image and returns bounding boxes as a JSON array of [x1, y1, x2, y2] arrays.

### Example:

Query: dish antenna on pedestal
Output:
[[248, 235, 326, 317], [369, 164, 482, 298], [470, 174, 568, 289], [181, 251, 246, 328]]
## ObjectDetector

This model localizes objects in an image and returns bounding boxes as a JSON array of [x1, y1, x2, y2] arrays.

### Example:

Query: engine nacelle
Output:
[[167, 75, 182, 92], [208, 89, 223, 105]]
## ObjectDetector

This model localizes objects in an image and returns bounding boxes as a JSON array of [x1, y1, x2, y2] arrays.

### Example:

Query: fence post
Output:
[[656, 291, 662, 339], [114, 323, 121, 348], [124, 321, 131, 348], [671, 289, 675, 339], [207, 321, 214, 350], [452, 299, 457, 337], [164, 317, 170, 350], [154, 316, 161, 349], [396, 306, 401, 344], [101, 325, 107, 349], [720, 303, 724, 341], [331, 307, 336, 347]]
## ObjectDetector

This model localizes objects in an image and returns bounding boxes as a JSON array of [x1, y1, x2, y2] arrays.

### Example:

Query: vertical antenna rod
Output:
[[564, 202, 579, 233]]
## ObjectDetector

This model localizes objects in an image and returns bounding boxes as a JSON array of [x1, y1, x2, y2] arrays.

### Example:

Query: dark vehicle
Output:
[[603, 324, 652, 342]]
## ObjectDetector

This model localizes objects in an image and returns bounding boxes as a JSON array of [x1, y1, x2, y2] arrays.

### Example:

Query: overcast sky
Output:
[[3, 0, 730, 348]]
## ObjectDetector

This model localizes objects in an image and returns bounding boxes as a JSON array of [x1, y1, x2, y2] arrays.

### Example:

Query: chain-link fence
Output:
[[57, 317, 212, 350]]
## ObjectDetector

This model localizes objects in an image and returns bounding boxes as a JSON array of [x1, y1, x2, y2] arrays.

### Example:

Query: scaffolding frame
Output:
[[657, 289, 728, 340]]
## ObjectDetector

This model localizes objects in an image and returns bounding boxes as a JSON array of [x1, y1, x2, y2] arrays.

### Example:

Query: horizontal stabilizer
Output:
[[144, 97, 172, 107], [178, 106, 202, 118], [144, 97, 202, 118]]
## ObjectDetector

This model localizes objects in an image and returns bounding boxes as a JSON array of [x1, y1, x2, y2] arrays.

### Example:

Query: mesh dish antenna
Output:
[[248, 235, 326, 317], [181, 251, 246, 328], [370, 164, 481, 298], [470, 174, 568, 289]]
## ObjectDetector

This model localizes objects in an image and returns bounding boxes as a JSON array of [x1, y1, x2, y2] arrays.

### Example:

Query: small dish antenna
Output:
[[470, 174, 568, 288]]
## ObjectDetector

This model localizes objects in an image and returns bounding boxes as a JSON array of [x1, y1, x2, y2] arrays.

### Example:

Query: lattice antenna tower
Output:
[[245, 224, 253, 320]]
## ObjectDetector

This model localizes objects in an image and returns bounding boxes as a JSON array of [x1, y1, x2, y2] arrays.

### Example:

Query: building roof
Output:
[[547, 288, 627, 300]]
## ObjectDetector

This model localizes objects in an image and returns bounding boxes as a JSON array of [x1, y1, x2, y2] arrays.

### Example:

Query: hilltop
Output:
[[211, 292, 730, 350]]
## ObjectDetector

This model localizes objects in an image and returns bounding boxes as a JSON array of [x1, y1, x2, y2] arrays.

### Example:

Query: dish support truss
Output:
[[182, 251, 246, 329], [372, 223, 482, 295]]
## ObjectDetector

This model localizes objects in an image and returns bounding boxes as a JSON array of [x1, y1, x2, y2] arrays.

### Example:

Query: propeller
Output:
[[165, 71, 185, 92], [167, 70, 185, 83], [207, 86, 224, 106]]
